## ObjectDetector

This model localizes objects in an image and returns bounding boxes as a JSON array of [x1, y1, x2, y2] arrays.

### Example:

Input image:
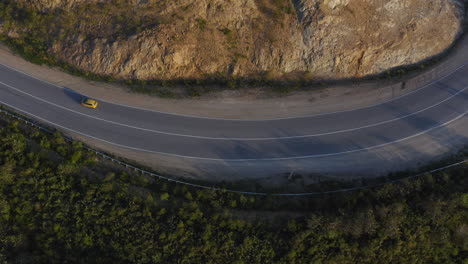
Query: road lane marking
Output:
[[0, 80, 467, 140], [1, 100, 467, 161], [1, 61, 468, 121]]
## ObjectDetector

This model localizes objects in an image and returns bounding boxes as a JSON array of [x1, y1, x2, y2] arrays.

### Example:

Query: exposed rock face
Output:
[[7, 0, 466, 80], [296, 0, 465, 77]]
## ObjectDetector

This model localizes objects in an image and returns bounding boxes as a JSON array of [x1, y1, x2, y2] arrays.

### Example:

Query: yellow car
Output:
[[81, 98, 99, 109]]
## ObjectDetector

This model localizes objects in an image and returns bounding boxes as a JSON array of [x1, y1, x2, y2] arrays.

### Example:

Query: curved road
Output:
[[1, 58, 468, 182]]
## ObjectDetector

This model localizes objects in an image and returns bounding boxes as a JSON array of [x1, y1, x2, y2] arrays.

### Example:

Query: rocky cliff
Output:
[[3, 0, 466, 81]]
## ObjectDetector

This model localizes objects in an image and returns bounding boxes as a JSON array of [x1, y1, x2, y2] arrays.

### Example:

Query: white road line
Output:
[[1, 100, 467, 161], [1, 61, 467, 121], [0, 80, 467, 140], [3, 107, 466, 196]]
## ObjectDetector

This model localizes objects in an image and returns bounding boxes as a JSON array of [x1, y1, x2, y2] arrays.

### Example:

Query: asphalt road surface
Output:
[[1, 61, 468, 180]]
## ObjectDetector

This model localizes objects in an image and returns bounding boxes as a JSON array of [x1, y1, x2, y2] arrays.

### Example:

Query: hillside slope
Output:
[[1, 0, 465, 81]]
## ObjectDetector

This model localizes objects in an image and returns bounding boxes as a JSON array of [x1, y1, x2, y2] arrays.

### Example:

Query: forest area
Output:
[[0, 109, 467, 263]]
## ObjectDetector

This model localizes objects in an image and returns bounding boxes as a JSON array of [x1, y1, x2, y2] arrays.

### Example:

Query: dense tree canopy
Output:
[[0, 112, 466, 263]]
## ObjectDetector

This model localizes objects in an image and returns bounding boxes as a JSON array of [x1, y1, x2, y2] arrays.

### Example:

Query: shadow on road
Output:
[[63, 88, 85, 104]]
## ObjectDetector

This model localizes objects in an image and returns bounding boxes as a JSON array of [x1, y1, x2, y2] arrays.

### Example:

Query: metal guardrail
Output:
[[0, 107, 466, 196]]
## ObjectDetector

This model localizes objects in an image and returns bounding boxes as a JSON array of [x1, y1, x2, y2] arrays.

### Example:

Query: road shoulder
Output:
[[1, 33, 468, 119]]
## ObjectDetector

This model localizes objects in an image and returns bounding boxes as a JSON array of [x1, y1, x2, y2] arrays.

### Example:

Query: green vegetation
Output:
[[0, 109, 466, 263], [255, 0, 294, 20], [0, 1, 54, 65], [196, 18, 208, 31]]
